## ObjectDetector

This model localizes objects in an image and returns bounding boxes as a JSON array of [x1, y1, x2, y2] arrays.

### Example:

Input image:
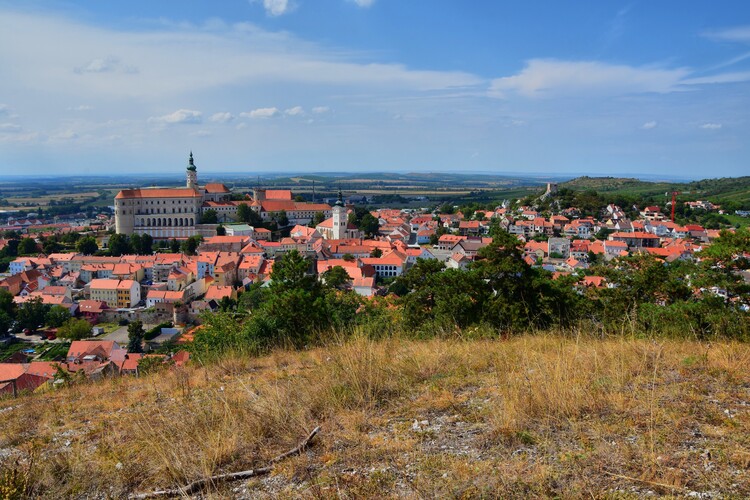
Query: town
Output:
[[0, 155, 747, 395]]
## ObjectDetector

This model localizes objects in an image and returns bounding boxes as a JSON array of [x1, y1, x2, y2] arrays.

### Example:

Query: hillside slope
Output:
[[1, 335, 749, 498], [562, 175, 750, 203]]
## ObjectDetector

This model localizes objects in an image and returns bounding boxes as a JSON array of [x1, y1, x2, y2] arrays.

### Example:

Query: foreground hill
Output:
[[1, 335, 749, 498]]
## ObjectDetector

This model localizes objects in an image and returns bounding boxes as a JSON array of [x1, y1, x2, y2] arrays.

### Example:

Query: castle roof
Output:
[[115, 188, 201, 199]]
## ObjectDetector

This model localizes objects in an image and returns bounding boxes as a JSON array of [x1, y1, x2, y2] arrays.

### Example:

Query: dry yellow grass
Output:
[[1, 334, 749, 498]]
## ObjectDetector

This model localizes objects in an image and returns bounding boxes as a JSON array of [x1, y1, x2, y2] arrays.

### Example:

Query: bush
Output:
[[144, 321, 173, 341]]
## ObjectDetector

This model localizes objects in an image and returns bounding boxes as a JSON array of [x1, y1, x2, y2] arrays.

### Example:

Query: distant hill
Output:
[[561, 175, 750, 206]]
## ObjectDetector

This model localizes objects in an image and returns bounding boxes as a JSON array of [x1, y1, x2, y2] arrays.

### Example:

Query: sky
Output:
[[1, 1, 749, 178]]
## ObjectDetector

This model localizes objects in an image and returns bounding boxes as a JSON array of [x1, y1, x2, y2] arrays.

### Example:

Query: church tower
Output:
[[186, 151, 198, 190], [332, 188, 346, 240]]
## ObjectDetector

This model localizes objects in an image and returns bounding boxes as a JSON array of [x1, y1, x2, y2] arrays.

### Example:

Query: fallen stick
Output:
[[131, 426, 321, 499], [602, 470, 685, 491]]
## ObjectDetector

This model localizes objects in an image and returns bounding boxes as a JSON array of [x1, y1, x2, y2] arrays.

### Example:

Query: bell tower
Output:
[[332, 188, 346, 240], [186, 151, 198, 190]]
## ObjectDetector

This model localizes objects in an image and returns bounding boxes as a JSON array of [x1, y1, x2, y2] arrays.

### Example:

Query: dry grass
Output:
[[1, 334, 749, 498]]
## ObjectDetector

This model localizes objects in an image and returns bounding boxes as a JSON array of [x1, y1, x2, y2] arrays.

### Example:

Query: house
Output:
[[204, 285, 237, 302], [67, 340, 126, 363], [360, 251, 406, 278], [198, 235, 251, 253], [78, 300, 109, 321], [610, 231, 661, 249], [0, 363, 53, 396], [458, 220, 481, 236], [640, 205, 664, 220], [446, 252, 471, 270], [435, 234, 466, 250], [451, 239, 488, 258], [89, 279, 141, 308], [547, 238, 570, 259]]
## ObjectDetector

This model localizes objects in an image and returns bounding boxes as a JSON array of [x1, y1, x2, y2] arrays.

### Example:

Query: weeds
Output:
[[0, 333, 748, 497]]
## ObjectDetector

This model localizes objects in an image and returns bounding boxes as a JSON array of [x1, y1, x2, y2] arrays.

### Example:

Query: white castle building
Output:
[[114, 153, 231, 238]]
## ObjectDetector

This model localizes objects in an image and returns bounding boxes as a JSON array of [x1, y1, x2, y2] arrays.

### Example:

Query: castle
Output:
[[114, 153, 334, 238], [114, 153, 231, 239]]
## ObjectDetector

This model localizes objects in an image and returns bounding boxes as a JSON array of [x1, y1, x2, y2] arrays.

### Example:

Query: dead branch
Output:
[[131, 426, 321, 499], [602, 470, 686, 492]]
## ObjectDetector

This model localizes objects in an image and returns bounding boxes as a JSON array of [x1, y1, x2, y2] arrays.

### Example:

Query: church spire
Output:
[[187, 151, 197, 172], [335, 187, 343, 206], [186, 151, 198, 189]]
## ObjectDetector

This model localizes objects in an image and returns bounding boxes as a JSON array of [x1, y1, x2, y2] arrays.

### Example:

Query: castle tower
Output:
[[252, 188, 266, 202], [186, 151, 198, 190], [332, 188, 346, 240]]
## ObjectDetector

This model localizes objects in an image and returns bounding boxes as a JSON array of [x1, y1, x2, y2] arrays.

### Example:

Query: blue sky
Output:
[[1, 1, 749, 178]]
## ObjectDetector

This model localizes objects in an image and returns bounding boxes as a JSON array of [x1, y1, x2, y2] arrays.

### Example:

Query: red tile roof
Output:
[[115, 188, 201, 199]]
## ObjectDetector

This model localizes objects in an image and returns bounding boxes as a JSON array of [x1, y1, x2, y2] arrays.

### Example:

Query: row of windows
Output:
[[136, 217, 195, 227], [136, 207, 196, 215]]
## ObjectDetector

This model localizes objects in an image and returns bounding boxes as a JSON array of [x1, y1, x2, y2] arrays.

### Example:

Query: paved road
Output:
[[102, 326, 130, 344]]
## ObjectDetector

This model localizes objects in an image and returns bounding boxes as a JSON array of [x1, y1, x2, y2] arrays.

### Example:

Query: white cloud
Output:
[[67, 104, 93, 111], [0, 9, 481, 105], [0, 131, 39, 143], [240, 107, 280, 118], [681, 71, 750, 85], [53, 129, 78, 140], [700, 123, 722, 130], [490, 59, 689, 98], [0, 104, 8, 115], [235, 123, 248, 130], [641, 121, 657, 130], [285, 106, 304, 116], [0, 123, 21, 132], [703, 25, 750, 43], [256, 0, 292, 17], [190, 130, 212, 137], [148, 109, 203, 124], [209, 112, 234, 123], [74, 56, 137, 74], [312, 106, 330, 114], [348, 0, 376, 7]]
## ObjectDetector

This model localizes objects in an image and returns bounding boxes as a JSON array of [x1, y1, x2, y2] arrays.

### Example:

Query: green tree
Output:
[[17, 297, 49, 331], [180, 235, 202, 256], [108, 233, 131, 256], [237, 203, 264, 226], [370, 247, 383, 258], [127, 320, 145, 353], [216, 224, 226, 236], [201, 209, 218, 224], [238, 282, 266, 311], [45, 305, 71, 328], [62, 232, 80, 245], [76, 236, 98, 255], [140, 233, 153, 255], [170, 239, 180, 253], [138, 355, 170, 375], [358, 213, 381, 236], [0, 289, 13, 335], [311, 211, 326, 227], [18, 237, 38, 255], [275, 210, 289, 227], [58, 318, 93, 340], [323, 265, 351, 290], [270, 250, 314, 291], [43, 239, 62, 254]]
